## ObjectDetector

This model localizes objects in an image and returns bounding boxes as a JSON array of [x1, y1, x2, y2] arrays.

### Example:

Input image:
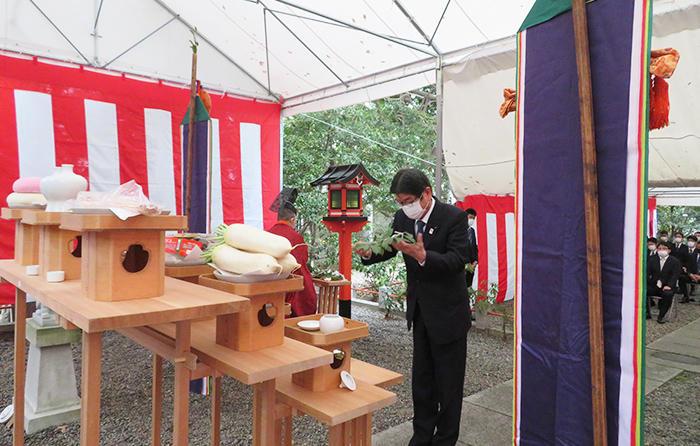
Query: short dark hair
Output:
[[648, 237, 657, 243], [389, 168, 431, 196], [278, 207, 297, 222], [465, 208, 477, 217], [659, 230, 668, 235], [674, 231, 684, 237], [657, 241, 672, 249], [688, 235, 698, 242]]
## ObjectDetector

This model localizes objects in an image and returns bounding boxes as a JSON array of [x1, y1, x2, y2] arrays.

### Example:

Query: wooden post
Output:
[[185, 39, 198, 219], [571, 1, 608, 445], [173, 321, 192, 446], [151, 355, 163, 446], [252, 380, 277, 446], [80, 331, 103, 446], [210, 376, 222, 446], [13, 289, 26, 446]]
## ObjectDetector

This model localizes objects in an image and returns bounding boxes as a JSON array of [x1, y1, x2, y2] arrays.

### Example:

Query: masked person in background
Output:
[[268, 188, 318, 316], [464, 208, 478, 290], [682, 235, 699, 303], [355, 168, 470, 446], [671, 231, 691, 302], [658, 230, 669, 243], [647, 241, 681, 323]]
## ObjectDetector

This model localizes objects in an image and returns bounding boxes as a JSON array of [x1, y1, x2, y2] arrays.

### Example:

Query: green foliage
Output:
[[468, 281, 499, 315], [657, 206, 700, 236], [354, 228, 415, 256]]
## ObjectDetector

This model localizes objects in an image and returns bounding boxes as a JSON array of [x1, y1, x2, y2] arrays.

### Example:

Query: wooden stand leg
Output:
[[13, 289, 26, 446], [328, 425, 344, 446], [80, 331, 103, 446], [211, 376, 221, 446], [252, 380, 276, 446], [173, 321, 191, 446], [151, 355, 163, 446], [352, 414, 371, 446]]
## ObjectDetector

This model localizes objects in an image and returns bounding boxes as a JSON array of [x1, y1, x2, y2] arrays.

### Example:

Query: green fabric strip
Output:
[[519, 0, 597, 32], [181, 96, 210, 125]]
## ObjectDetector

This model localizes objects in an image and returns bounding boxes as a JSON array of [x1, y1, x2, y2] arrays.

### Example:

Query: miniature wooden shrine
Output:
[[1, 208, 41, 266], [310, 164, 379, 312], [21, 211, 82, 281], [198, 273, 303, 351], [59, 213, 187, 301]]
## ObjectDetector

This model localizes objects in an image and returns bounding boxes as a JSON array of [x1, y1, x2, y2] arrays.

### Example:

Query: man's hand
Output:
[[393, 233, 427, 264], [353, 244, 372, 258]]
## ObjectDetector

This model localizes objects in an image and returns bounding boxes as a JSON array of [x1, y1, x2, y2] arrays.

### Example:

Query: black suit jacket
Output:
[[671, 243, 689, 268], [647, 255, 681, 291], [363, 198, 471, 344], [466, 226, 478, 264], [688, 249, 700, 275]]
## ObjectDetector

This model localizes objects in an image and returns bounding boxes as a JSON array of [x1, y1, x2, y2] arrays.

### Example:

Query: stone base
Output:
[[24, 402, 81, 435]]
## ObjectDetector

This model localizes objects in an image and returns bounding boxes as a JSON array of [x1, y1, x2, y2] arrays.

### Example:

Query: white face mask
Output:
[[648, 244, 656, 251], [468, 218, 476, 228], [689, 241, 696, 249], [401, 195, 425, 220], [675, 237, 683, 243], [658, 250, 669, 259]]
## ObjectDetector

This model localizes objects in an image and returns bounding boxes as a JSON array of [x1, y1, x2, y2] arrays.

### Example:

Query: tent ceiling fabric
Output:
[[443, 0, 700, 198], [0, 0, 534, 114]]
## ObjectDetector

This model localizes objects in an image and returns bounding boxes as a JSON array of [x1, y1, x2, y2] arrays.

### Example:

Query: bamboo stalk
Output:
[[571, 1, 608, 445], [185, 46, 198, 219]]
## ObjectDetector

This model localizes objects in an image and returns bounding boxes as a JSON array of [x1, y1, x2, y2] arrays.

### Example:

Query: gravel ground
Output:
[[0, 305, 512, 445], [644, 372, 700, 446], [646, 296, 700, 343]]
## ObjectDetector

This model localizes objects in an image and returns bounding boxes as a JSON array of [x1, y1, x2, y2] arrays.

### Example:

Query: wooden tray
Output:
[[312, 278, 351, 287], [199, 274, 303, 297], [285, 314, 369, 347], [60, 213, 187, 231], [164, 264, 213, 279], [1, 208, 41, 221], [21, 210, 63, 226]]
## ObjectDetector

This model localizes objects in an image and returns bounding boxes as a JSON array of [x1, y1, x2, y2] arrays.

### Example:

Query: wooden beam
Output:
[[252, 380, 277, 446], [151, 355, 163, 446], [571, 1, 608, 445], [13, 289, 26, 446], [119, 327, 197, 370], [211, 376, 222, 446], [80, 331, 103, 446], [173, 320, 192, 446]]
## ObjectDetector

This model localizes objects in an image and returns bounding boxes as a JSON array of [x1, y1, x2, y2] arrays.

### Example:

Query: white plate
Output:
[[69, 208, 171, 215], [213, 269, 291, 283], [297, 320, 320, 331]]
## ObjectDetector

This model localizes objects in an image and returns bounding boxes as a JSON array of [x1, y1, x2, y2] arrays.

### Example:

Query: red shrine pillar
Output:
[[322, 219, 367, 317]]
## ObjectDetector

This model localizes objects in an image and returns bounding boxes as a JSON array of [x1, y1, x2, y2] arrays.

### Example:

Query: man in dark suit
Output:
[[671, 231, 691, 301], [647, 241, 681, 323], [355, 168, 470, 446], [683, 235, 699, 303], [464, 208, 478, 289]]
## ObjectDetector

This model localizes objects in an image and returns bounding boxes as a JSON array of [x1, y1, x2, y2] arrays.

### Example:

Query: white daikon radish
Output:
[[277, 253, 301, 276], [211, 244, 282, 275], [221, 223, 292, 258]]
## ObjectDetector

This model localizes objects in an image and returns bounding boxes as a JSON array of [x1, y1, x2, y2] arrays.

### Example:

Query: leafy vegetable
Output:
[[355, 228, 416, 256]]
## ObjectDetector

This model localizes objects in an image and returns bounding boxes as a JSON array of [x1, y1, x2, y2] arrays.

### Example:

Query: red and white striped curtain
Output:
[[648, 196, 658, 237], [456, 194, 515, 303], [0, 53, 282, 304]]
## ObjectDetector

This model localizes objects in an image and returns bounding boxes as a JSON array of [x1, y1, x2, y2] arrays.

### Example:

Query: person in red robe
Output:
[[268, 202, 318, 317]]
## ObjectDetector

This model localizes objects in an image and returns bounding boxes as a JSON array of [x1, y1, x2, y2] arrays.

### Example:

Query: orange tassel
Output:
[[198, 85, 212, 114], [649, 76, 669, 130]]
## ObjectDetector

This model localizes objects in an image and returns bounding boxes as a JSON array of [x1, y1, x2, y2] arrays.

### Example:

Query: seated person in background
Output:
[[268, 189, 318, 317], [658, 230, 669, 243], [647, 241, 681, 324], [671, 232, 690, 301], [695, 230, 700, 240], [684, 235, 700, 303], [647, 237, 658, 258]]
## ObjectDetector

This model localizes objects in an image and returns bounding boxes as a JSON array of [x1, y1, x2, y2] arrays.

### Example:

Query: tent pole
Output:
[[434, 56, 444, 199], [185, 41, 198, 222], [571, 1, 608, 445]]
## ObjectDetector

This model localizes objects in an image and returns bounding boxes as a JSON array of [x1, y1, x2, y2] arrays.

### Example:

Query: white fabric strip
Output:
[[209, 118, 224, 231], [144, 108, 176, 212], [84, 99, 120, 192], [240, 122, 263, 229], [486, 213, 499, 288], [618, 0, 645, 443], [14, 90, 56, 177], [505, 212, 516, 301]]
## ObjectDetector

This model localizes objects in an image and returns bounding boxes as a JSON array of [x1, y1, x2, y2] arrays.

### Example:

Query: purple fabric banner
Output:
[[515, 0, 651, 445], [182, 119, 210, 234]]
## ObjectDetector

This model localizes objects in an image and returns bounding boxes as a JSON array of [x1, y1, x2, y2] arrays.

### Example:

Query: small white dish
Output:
[[339, 371, 357, 391], [0, 404, 13, 423], [297, 320, 321, 331], [46, 270, 65, 283], [25, 265, 39, 276]]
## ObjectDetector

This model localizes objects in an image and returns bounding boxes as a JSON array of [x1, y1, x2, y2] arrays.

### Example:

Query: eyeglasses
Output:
[[395, 192, 424, 206]]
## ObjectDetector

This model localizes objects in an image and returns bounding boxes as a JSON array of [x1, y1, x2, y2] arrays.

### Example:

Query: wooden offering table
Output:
[[21, 210, 82, 281], [1, 208, 41, 266], [0, 259, 249, 446], [277, 315, 400, 445], [164, 264, 213, 283]]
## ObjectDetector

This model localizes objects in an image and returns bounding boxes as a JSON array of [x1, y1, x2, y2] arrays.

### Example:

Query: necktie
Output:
[[416, 220, 426, 237]]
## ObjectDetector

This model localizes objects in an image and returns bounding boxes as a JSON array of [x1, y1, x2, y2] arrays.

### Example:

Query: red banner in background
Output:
[[456, 195, 515, 303], [0, 53, 281, 304]]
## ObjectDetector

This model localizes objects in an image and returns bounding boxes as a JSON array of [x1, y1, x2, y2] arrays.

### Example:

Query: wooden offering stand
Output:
[[286, 314, 368, 391], [1, 208, 41, 266], [199, 274, 302, 351], [20, 210, 82, 280], [164, 263, 213, 283], [314, 278, 351, 314], [59, 213, 187, 301]]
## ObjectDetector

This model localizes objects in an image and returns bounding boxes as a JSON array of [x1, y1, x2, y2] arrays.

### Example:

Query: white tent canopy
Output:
[[442, 0, 700, 197], [1, 0, 536, 115]]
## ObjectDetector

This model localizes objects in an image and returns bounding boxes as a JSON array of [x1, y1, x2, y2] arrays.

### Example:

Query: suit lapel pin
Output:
[[429, 228, 434, 235]]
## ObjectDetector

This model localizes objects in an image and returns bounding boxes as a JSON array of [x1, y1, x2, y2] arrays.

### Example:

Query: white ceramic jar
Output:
[[319, 314, 345, 333], [40, 164, 88, 212]]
